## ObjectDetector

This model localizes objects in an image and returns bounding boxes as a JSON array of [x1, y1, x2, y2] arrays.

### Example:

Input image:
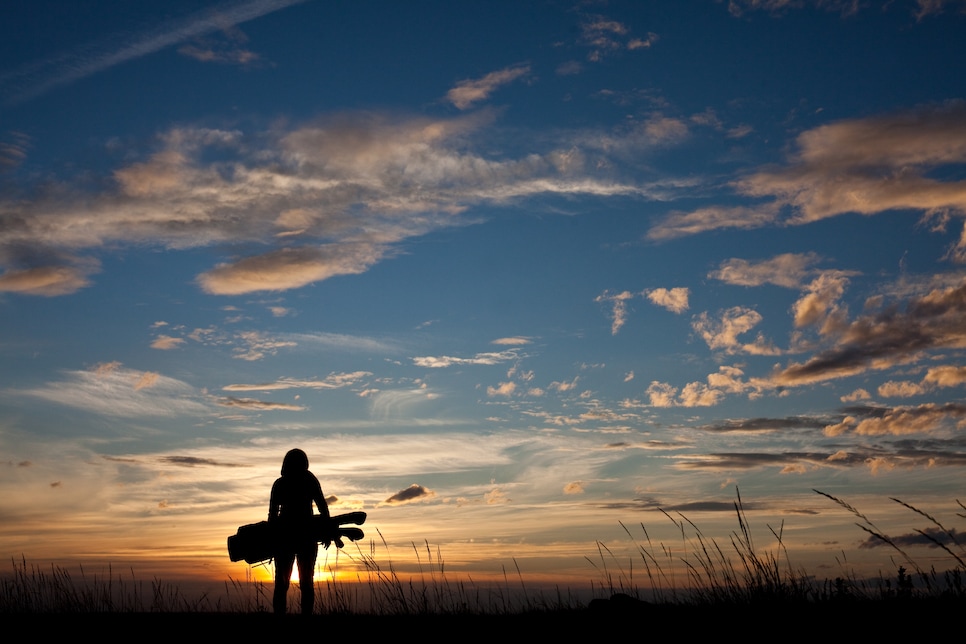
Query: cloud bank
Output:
[[650, 103, 966, 243], [0, 112, 646, 296]]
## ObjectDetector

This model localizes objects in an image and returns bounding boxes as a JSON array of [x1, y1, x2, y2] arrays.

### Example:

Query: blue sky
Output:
[[2, 0, 966, 590]]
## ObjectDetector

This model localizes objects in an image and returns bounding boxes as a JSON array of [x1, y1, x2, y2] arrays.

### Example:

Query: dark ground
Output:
[[6, 599, 957, 638]]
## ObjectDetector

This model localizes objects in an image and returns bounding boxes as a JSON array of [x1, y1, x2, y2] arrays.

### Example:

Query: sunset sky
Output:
[[2, 0, 965, 594]]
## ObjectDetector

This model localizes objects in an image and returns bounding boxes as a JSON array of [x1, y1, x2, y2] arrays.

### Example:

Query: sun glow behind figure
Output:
[[2, 0, 966, 599]]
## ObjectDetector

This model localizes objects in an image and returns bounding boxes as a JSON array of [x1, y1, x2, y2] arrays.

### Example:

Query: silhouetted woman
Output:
[[269, 448, 329, 615]]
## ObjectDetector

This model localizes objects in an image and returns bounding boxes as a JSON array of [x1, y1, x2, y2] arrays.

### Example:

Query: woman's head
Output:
[[281, 448, 309, 476]]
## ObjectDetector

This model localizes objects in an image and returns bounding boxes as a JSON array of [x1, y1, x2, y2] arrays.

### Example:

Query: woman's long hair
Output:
[[281, 448, 309, 477]]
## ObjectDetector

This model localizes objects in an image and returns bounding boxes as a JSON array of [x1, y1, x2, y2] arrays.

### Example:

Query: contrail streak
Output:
[[1, 0, 307, 106]]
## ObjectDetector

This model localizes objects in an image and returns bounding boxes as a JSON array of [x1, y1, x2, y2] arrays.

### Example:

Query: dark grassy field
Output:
[[4, 491, 962, 635], [6, 598, 959, 638]]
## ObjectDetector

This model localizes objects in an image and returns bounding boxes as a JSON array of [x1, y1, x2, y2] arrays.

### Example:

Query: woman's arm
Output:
[[268, 479, 280, 521], [312, 475, 329, 519]]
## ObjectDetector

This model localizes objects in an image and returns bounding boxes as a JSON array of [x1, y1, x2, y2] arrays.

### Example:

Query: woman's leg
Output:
[[296, 542, 319, 615], [274, 551, 295, 615]]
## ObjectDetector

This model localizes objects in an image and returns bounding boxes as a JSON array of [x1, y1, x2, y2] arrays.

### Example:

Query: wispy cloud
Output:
[[216, 396, 306, 411], [491, 336, 532, 346], [146, 324, 398, 358], [198, 244, 386, 295], [11, 363, 209, 417], [0, 113, 649, 296], [698, 415, 826, 433], [738, 103, 966, 224], [673, 452, 811, 471], [367, 386, 439, 421], [563, 481, 585, 494], [151, 335, 186, 350], [595, 290, 635, 335], [726, 0, 958, 19], [0, 265, 96, 296], [668, 447, 947, 474], [283, 332, 400, 354], [223, 372, 372, 391], [913, 0, 966, 18], [726, 0, 862, 17], [231, 331, 297, 361], [860, 525, 964, 549], [1, 0, 305, 105], [579, 16, 657, 61], [648, 204, 779, 241], [383, 483, 435, 505], [413, 350, 519, 368], [446, 65, 530, 110], [0, 132, 30, 169], [487, 381, 517, 397], [709, 253, 824, 288], [177, 25, 263, 66], [159, 456, 247, 467], [650, 103, 966, 243]]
